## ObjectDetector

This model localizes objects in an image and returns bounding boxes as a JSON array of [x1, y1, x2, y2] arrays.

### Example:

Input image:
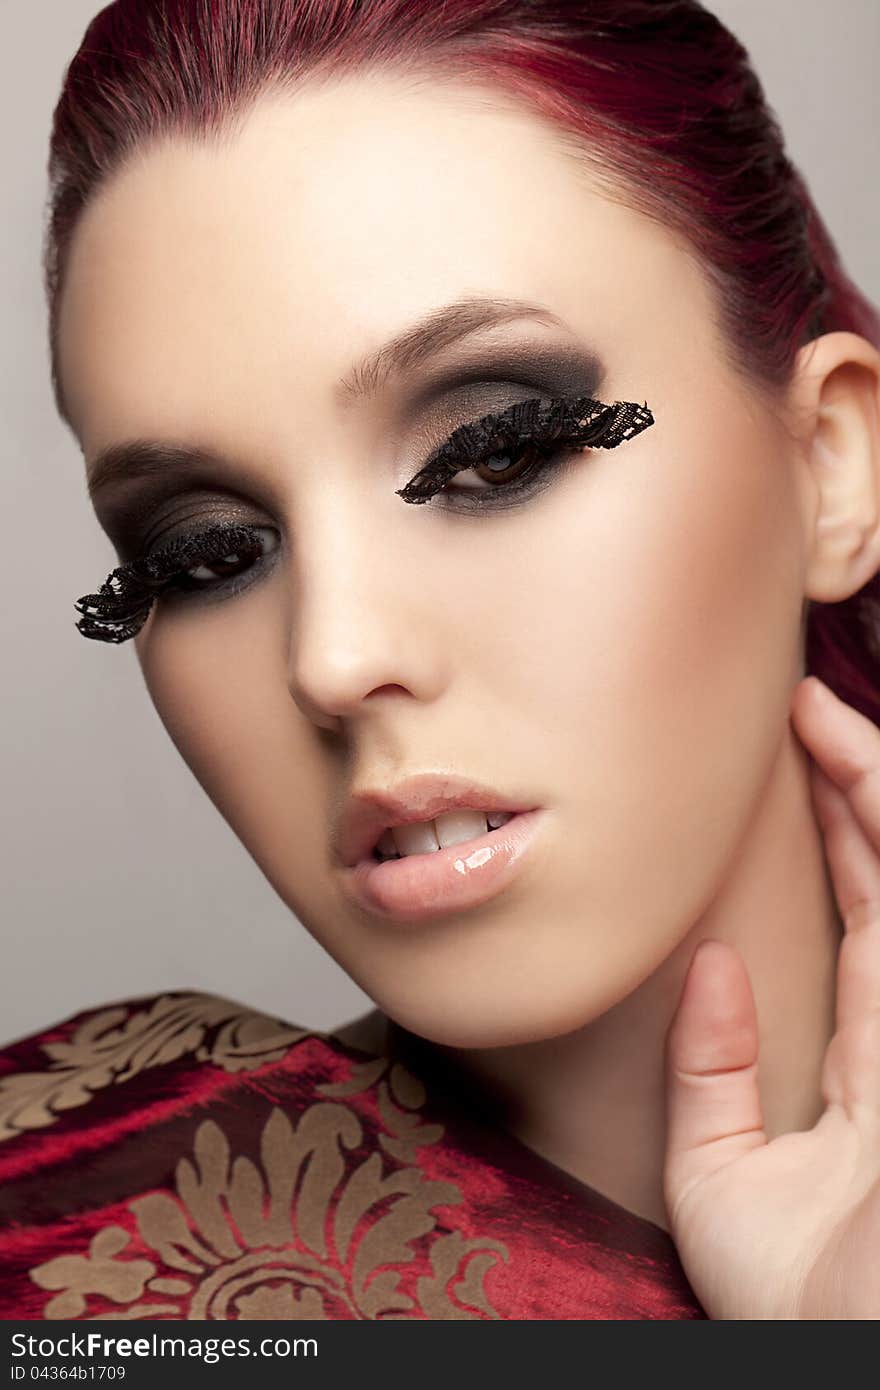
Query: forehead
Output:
[[57, 72, 718, 453]]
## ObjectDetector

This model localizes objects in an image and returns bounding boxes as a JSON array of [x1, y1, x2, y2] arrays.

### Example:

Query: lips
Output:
[[340, 807, 550, 923], [336, 772, 538, 869]]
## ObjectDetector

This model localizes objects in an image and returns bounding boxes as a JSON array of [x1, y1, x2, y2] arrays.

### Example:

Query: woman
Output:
[[1, 0, 879, 1320]]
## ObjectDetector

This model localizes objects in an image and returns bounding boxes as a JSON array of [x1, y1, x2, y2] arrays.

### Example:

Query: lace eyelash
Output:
[[394, 395, 654, 503], [74, 523, 266, 644], [74, 394, 654, 643]]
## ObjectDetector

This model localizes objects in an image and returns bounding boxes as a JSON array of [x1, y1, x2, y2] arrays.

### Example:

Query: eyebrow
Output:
[[335, 294, 570, 404], [86, 295, 577, 502]]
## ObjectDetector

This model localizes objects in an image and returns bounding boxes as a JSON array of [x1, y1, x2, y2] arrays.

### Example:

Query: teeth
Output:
[[375, 809, 514, 860], [433, 809, 491, 849], [376, 828, 399, 858], [392, 819, 441, 857]]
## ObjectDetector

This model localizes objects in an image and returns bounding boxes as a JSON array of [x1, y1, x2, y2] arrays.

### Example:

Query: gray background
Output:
[[1, 0, 878, 1049]]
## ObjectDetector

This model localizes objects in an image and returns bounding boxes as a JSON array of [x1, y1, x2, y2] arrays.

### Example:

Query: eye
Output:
[[164, 525, 279, 595], [74, 522, 279, 643], [396, 396, 654, 507], [440, 433, 564, 496]]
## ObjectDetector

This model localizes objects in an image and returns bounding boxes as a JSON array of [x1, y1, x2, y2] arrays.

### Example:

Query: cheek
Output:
[[436, 405, 800, 1028], [494, 414, 802, 972], [135, 614, 332, 921]]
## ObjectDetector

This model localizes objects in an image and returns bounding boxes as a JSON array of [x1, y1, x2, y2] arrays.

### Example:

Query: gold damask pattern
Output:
[[30, 1102, 510, 1319], [0, 994, 310, 1142], [16, 998, 511, 1319]]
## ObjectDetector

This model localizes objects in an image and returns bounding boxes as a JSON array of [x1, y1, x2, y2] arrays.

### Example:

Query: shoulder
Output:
[[0, 991, 706, 1321], [0, 989, 482, 1320], [0, 988, 356, 1145]]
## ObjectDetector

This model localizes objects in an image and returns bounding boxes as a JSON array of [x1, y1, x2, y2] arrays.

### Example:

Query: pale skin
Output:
[[56, 72, 880, 1317]]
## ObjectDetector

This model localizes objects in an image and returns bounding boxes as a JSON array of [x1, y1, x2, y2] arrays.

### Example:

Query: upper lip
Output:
[[336, 772, 536, 868]]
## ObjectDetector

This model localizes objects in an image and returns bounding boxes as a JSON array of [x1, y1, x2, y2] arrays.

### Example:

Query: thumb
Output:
[[664, 939, 768, 1221]]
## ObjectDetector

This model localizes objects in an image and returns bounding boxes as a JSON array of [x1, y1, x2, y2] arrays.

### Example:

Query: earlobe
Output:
[[796, 332, 880, 604]]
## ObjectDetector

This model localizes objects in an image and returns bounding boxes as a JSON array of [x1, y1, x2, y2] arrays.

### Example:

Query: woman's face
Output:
[[58, 73, 812, 1046]]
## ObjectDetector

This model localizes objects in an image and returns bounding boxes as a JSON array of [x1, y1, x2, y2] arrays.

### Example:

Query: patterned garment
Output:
[[0, 992, 705, 1320]]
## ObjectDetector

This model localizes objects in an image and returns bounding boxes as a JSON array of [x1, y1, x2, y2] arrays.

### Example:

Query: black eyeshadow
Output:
[[401, 342, 606, 419], [89, 338, 607, 557]]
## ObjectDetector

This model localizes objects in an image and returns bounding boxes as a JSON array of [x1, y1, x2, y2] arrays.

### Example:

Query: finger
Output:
[[800, 724, 880, 1025], [806, 765, 880, 1117], [822, 933, 880, 1120], [810, 760, 880, 922], [664, 940, 767, 1219], [791, 677, 880, 855]]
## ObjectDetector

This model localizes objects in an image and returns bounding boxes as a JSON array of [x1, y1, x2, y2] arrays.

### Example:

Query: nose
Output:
[[285, 503, 445, 730]]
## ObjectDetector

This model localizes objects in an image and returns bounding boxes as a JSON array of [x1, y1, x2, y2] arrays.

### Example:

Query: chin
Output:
[[363, 967, 623, 1051]]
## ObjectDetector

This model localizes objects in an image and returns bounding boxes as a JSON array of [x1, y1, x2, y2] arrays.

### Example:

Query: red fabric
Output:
[[0, 991, 705, 1320]]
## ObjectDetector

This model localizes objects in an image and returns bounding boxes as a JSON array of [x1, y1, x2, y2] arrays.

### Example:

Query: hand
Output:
[[663, 675, 880, 1319]]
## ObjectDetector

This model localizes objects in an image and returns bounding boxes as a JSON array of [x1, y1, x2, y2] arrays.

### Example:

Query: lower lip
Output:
[[340, 809, 547, 923]]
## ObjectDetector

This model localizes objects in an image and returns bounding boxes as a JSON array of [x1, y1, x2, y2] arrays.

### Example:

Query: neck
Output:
[[389, 722, 842, 1232]]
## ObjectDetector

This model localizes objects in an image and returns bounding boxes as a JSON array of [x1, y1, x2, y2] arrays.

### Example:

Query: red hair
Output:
[[45, 0, 880, 718]]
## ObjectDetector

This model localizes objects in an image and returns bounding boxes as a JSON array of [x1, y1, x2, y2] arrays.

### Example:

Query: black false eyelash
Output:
[[74, 394, 655, 644], [74, 523, 266, 644], [394, 395, 654, 503]]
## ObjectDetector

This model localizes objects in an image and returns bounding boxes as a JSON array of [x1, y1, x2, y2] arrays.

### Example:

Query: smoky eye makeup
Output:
[[74, 523, 280, 642], [74, 343, 654, 644], [86, 341, 608, 541], [396, 394, 653, 505]]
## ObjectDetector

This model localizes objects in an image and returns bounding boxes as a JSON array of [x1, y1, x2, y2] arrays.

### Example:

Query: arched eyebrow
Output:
[[334, 294, 572, 405], [86, 295, 598, 504]]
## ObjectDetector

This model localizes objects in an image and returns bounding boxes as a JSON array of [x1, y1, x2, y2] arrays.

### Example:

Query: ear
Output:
[[791, 331, 880, 603]]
